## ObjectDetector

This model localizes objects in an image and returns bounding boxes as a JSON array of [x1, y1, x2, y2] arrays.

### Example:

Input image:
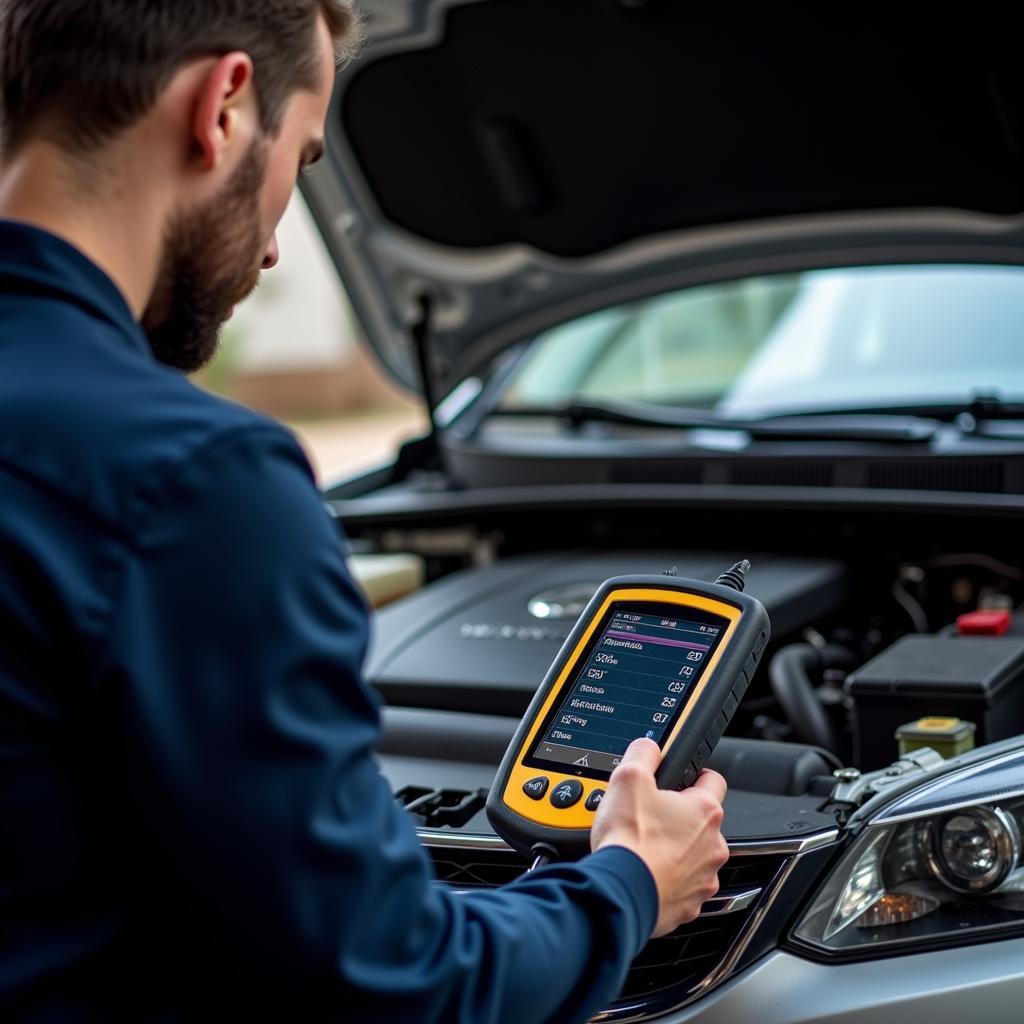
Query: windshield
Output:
[[498, 265, 1024, 418]]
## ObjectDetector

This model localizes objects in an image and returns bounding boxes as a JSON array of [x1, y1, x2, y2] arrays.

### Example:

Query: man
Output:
[[0, 2, 729, 1021]]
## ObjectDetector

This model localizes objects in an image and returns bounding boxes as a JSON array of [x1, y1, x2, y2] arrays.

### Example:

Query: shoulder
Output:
[[0, 312, 313, 536], [95, 366, 316, 539]]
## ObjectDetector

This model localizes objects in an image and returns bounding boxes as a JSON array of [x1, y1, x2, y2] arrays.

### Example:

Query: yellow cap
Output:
[[915, 717, 961, 732]]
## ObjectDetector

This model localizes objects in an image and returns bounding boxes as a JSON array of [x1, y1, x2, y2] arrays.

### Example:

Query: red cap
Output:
[[957, 610, 1012, 636]]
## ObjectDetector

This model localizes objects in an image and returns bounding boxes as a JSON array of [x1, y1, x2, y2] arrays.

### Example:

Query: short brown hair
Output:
[[0, 0, 361, 156]]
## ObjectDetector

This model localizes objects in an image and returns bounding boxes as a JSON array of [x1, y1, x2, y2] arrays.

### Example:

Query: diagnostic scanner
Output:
[[486, 563, 770, 861]]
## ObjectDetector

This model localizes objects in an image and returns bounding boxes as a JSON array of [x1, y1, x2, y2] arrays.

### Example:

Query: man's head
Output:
[[0, 0, 360, 371]]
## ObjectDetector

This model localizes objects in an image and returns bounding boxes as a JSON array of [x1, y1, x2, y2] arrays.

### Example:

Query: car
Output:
[[298, 1, 1024, 1020]]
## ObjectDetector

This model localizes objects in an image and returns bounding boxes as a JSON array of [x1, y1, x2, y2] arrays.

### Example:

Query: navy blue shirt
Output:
[[0, 221, 657, 1022]]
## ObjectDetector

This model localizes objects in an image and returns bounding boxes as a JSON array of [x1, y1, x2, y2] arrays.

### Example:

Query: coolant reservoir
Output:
[[895, 716, 976, 759]]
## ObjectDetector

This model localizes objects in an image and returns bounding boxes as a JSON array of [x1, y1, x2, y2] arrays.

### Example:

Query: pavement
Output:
[[287, 407, 428, 485]]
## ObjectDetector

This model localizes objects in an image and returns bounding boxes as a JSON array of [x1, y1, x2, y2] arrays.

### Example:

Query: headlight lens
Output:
[[926, 807, 1018, 893], [793, 797, 1024, 956]]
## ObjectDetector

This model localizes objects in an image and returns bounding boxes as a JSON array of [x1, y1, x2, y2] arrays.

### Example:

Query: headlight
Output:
[[792, 750, 1024, 958]]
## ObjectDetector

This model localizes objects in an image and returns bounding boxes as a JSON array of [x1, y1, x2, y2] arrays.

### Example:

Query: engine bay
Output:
[[344, 493, 1024, 831]]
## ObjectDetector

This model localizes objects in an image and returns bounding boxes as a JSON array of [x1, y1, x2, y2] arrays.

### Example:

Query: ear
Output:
[[192, 52, 257, 171]]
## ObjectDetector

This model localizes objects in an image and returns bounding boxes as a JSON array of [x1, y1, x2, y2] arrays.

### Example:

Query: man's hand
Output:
[[590, 738, 729, 938]]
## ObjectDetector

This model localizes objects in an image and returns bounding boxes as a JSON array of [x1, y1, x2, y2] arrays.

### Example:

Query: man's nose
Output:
[[262, 234, 280, 271]]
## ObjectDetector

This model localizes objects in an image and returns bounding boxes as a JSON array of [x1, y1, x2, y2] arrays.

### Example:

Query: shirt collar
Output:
[[0, 219, 150, 356]]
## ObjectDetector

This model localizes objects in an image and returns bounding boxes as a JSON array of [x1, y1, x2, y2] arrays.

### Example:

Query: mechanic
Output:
[[0, 2, 729, 1021]]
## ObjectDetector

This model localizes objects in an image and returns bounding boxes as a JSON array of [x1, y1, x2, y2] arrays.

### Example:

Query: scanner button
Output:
[[522, 776, 550, 800], [585, 789, 605, 812], [550, 779, 584, 809]]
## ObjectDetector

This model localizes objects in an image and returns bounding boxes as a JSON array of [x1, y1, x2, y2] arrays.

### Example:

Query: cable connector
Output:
[[715, 560, 751, 592], [526, 842, 559, 873]]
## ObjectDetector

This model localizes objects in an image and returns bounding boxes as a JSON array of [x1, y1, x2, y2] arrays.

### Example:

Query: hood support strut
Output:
[[411, 293, 443, 470]]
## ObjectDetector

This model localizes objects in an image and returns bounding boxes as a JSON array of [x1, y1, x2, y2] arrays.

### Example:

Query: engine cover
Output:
[[366, 551, 848, 715]]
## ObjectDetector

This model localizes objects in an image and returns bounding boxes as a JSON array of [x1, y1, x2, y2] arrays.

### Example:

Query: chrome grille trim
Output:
[[417, 827, 838, 857], [699, 887, 762, 917]]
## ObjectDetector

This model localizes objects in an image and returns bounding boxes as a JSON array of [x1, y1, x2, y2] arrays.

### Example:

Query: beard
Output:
[[143, 138, 268, 374]]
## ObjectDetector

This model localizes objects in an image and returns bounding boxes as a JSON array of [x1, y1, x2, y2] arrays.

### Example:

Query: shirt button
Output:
[[549, 779, 584, 809], [522, 776, 549, 800], [585, 789, 605, 812]]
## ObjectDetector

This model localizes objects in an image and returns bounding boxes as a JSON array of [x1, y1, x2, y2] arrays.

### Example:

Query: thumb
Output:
[[690, 767, 727, 804], [615, 737, 661, 776]]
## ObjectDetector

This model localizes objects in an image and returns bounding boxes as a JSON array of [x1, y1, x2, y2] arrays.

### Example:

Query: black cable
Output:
[[527, 843, 559, 873], [715, 560, 751, 592]]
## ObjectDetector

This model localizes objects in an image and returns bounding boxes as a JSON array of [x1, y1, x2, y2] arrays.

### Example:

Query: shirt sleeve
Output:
[[95, 425, 658, 1023]]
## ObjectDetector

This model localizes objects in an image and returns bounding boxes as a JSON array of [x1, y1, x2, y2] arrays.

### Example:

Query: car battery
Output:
[[845, 635, 1024, 770]]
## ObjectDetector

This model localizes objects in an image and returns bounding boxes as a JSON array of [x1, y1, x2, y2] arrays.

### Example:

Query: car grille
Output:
[[429, 848, 533, 889], [423, 840, 787, 1020], [623, 912, 750, 1001]]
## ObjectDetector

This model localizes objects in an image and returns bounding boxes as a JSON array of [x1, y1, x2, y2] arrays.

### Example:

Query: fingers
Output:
[[690, 767, 727, 804], [615, 737, 661, 775]]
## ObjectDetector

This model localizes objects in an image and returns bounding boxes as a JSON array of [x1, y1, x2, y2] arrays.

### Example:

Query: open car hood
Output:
[[302, 0, 1024, 405]]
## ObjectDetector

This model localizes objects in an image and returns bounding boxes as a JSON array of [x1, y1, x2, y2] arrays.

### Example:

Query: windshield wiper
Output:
[[864, 394, 1024, 439], [950, 394, 1024, 438], [554, 398, 939, 443]]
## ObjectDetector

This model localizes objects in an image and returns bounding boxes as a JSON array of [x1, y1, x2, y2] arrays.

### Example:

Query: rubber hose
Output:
[[769, 643, 855, 754]]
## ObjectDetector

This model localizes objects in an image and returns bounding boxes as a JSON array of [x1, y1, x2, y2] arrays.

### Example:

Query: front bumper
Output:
[[663, 936, 1024, 1023]]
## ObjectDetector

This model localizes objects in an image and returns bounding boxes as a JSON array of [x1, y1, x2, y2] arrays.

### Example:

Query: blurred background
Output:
[[196, 191, 427, 485]]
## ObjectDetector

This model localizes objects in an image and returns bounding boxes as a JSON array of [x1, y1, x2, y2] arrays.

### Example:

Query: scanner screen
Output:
[[525, 601, 730, 781]]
